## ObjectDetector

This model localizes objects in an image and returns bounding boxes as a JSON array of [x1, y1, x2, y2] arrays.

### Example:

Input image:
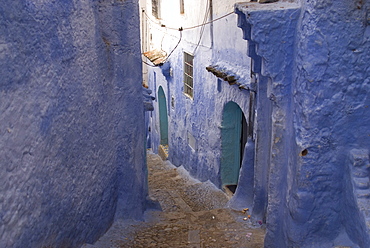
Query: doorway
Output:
[[158, 86, 168, 145], [220, 101, 248, 194]]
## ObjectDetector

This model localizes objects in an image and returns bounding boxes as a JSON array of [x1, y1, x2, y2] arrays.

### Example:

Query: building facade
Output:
[[141, 0, 370, 247], [140, 0, 258, 214]]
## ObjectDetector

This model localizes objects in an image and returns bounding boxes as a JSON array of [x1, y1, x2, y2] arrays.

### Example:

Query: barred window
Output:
[[183, 52, 194, 98]]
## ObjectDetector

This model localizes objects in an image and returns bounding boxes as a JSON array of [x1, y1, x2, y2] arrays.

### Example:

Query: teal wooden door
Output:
[[158, 86, 168, 145], [221, 101, 242, 187]]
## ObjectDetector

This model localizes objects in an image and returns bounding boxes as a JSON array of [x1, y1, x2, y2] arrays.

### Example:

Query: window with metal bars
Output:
[[183, 52, 194, 98]]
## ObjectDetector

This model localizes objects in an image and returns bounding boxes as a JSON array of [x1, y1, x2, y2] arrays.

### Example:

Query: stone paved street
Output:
[[82, 152, 265, 248]]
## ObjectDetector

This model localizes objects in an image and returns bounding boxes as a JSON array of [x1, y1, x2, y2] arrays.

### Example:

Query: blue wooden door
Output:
[[221, 101, 242, 187], [158, 86, 168, 145]]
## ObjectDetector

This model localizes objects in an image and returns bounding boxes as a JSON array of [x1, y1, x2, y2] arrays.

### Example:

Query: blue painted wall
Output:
[[148, 50, 251, 187], [0, 0, 146, 247], [290, 1, 370, 247], [145, 0, 369, 246], [236, 0, 370, 247], [145, 1, 252, 189]]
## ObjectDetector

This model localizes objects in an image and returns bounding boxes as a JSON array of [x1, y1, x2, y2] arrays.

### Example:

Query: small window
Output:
[[171, 95, 175, 109], [183, 52, 194, 98], [180, 0, 184, 14], [152, 0, 161, 19], [187, 131, 196, 150]]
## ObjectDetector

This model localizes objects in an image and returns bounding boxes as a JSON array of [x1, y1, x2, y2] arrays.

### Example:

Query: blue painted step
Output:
[[349, 149, 370, 234]]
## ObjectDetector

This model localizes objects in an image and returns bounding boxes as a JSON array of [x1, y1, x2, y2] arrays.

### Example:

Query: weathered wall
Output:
[[236, 0, 370, 247], [235, 2, 301, 247], [145, 0, 369, 246], [165, 48, 250, 187], [290, 0, 370, 247], [141, 0, 251, 188], [0, 0, 145, 247]]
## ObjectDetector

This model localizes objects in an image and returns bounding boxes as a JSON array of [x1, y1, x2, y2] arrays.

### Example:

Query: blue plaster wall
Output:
[[0, 0, 146, 247], [149, 49, 251, 188], [236, 0, 370, 247], [147, 0, 369, 246], [146, 5, 252, 190], [290, 1, 370, 247]]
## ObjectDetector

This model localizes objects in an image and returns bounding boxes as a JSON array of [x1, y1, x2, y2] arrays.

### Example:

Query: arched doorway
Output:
[[220, 101, 248, 194], [158, 86, 168, 146]]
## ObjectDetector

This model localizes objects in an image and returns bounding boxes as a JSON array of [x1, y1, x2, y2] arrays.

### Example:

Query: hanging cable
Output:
[[162, 28, 183, 64], [142, 28, 183, 66], [142, 9, 234, 31], [193, 0, 210, 54], [141, 4, 232, 65], [159, 27, 167, 51], [182, 11, 234, 30]]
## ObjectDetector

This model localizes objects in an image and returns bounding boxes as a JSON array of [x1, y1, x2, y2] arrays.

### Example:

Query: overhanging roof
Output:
[[143, 49, 167, 66], [206, 63, 255, 91]]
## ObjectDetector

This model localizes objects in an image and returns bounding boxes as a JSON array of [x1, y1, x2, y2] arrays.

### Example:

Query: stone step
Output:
[[352, 163, 369, 178], [353, 177, 370, 190], [358, 200, 370, 211], [81, 244, 95, 248], [158, 144, 169, 160], [352, 169, 369, 178], [356, 189, 370, 199]]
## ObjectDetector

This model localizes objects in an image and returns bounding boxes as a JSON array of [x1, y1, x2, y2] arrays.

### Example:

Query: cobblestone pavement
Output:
[[82, 152, 265, 248]]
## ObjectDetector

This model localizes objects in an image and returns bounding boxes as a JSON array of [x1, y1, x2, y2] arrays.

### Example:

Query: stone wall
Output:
[[0, 0, 146, 247]]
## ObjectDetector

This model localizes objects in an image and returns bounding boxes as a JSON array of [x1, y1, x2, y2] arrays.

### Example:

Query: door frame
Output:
[[220, 101, 244, 189], [158, 86, 168, 145]]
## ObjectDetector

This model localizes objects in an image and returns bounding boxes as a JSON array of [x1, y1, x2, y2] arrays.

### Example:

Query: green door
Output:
[[158, 86, 168, 145], [221, 101, 243, 188]]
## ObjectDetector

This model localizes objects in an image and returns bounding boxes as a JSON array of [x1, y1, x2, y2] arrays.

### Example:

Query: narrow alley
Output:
[[82, 152, 265, 248]]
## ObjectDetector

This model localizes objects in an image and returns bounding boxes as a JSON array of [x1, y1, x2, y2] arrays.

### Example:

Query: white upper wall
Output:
[[212, 0, 249, 66], [140, 0, 210, 53], [140, 0, 249, 69]]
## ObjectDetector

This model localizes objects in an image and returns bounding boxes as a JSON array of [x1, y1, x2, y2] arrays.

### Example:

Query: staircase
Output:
[[350, 149, 370, 230], [158, 144, 169, 161]]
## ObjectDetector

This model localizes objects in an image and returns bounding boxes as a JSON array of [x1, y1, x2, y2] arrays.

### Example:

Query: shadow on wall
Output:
[[0, 0, 146, 247]]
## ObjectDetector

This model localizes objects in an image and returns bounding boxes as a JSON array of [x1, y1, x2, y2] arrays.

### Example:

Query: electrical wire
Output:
[[193, 0, 210, 54], [142, 8, 234, 31], [141, 28, 183, 67], [162, 28, 183, 64], [141, 4, 233, 65], [182, 11, 234, 30], [160, 29, 166, 51]]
